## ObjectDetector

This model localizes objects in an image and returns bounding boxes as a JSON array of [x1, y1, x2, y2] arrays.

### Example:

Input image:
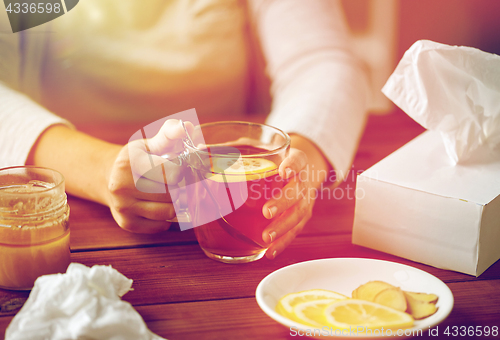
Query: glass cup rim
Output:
[[0, 166, 65, 195], [184, 121, 291, 158]]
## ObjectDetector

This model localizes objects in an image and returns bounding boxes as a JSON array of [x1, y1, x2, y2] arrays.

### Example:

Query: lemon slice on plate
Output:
[[209, 157, 278, 182], [276, 289, 348, 319], [324, 299, 414, 330], [291, 299, 340, 327]]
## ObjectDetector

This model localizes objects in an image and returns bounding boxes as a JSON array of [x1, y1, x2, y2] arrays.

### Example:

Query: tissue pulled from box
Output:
[[382, 40, 500, 163], [5, 263, 165, 340]]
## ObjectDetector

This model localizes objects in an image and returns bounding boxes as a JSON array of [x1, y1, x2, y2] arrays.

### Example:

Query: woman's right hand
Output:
[[106, 120, 194, 233]]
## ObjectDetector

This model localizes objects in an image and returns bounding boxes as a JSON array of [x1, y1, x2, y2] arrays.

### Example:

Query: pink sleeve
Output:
[[249, 0, 369, 180], [0, 82, 74, 167], [0, 12, 73, 168]]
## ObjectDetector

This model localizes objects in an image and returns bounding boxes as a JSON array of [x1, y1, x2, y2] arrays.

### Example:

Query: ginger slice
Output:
[[403, 291, 439, 319], [352, 280, 395, 301], [374, 287, 407, 312], [404, 291, 439, 304]]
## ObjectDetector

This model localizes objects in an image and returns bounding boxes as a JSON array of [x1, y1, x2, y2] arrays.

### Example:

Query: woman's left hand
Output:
[[261, 135, 329, 259]]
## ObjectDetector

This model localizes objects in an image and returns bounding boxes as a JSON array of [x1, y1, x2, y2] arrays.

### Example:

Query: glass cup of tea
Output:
[[171, 121, 290, 263]]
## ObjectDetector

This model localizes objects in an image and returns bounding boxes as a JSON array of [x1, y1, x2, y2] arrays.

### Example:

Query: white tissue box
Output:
[[352, 131, 500, 277]]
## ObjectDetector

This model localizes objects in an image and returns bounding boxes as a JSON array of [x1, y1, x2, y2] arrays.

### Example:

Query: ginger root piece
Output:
[[352, 281, 440, 320], [352, 281, 395, 301], [404, 291, 438, 319], [404, 291, 439, 304], [374, 288, 407, 312]]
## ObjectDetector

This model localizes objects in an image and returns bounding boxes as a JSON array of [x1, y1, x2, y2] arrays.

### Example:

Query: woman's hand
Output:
[[106, 120, 193, 233], [261, 135, 330, 259]]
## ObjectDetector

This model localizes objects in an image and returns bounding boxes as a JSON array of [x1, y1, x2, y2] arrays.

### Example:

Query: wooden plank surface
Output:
[[3, 278, 500, 340], [3, 233, 499, 316], [137, 279, 500, 340], [3, 246, 499, 339], [2, 110, 499, 339]]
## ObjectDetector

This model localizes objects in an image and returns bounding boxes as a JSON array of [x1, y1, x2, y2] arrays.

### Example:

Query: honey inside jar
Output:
[[0, 167, 70, 290]]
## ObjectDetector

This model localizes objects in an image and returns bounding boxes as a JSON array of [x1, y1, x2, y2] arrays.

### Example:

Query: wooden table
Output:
[[1, 110, 499, 339]]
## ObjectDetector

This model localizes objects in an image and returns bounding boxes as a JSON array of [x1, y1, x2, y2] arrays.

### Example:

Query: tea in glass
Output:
[[184, 122, 290, 263]]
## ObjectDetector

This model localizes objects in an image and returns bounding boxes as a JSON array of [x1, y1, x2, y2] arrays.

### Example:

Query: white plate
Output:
[[256, 258, 453, 339]]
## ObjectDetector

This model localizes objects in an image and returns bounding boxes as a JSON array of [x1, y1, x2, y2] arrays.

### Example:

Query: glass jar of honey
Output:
[[0, 166, 70, 290]]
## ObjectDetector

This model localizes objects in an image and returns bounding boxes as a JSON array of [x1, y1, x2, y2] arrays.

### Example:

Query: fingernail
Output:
[[269, 231, 277, 243], [285, 168, 292, 178], [268, 206, 278, 218], [272, 250, 277, 259]]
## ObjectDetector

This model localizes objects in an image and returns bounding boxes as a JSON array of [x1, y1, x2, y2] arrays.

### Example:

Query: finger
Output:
[[127, 139, 168, 180], [128, 120, 195, 184], [130, 201, 177, 221], [138, 160, 185, 187], [108, 176, 178, 202], [133, 190, 178, 203], [149, 120, 195, 154], [265, 215, 309, 259], [128, 142, 186, 185], [262, 178, 309, 219], [134, 176, 177, 200], [262, 198, 312, 244], [278, 148, 308, 179]]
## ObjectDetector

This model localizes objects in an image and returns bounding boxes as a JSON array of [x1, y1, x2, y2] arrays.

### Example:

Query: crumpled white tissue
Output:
[[5, 263, 166, 340], [382, 40, 500, 164]]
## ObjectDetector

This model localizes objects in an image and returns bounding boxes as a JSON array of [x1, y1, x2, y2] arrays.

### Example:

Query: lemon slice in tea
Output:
[[209, 157, 278, 182], [276, 289, 348, 319], [324, 299, 414, 330]]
